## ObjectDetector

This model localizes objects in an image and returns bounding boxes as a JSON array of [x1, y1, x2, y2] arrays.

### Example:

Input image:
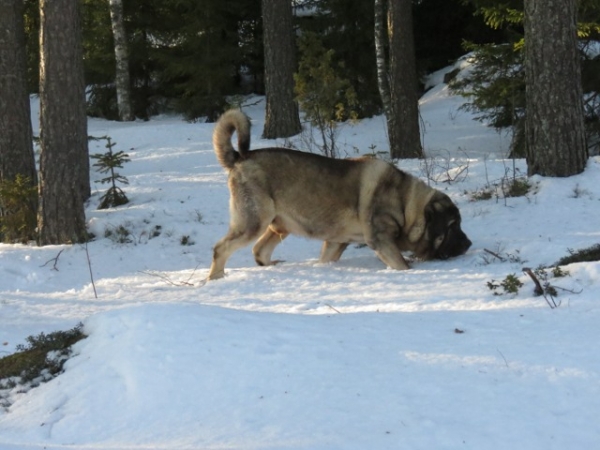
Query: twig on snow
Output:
[[139, 265, 201, 287], [522, 267, 544, 296], [325, 304, 342, 314], [496, 349, 509, 368], [40, 249, 64, 271], [551, 285, 583, 295], [483, 248, 506, 262], [522, 267, 559, 309]]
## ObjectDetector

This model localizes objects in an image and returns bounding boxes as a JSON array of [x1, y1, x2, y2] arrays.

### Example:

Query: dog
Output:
[[208, 109, 471, 280]]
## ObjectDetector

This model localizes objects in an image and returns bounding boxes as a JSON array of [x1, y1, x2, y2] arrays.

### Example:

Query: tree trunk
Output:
[[524, 0, 587, 177], [261, 0, 301, 139], [374, 0, 391, 118], [0, 0, 38, 242], [0, 0, 37, 184], [38, 0, 89, 245], [108, 0, 134, 121], [376, 0, 423, 159]]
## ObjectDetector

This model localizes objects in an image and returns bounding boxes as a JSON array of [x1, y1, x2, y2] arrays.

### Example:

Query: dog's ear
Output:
[[409, 196, 443, 244], [424, 200, 435, 223], [424, 197, 444, 223], [426, 194, 458, 222], [424, 195, 460, 243]]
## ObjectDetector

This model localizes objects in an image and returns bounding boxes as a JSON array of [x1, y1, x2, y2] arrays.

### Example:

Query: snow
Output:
[[1, 67, 599, 450]]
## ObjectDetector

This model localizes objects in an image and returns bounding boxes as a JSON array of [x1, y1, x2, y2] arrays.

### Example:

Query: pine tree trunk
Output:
[[524, 0, 587, 177], [108, 0, 134, 121], [382, 0, 423, 159], [261, 0, 301, 139], [0, 0, 37, 185], [38, 0, 89, 245], [0, 0, 38, 242]]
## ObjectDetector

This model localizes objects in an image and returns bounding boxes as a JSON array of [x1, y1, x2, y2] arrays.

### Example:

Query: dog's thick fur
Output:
[[208, 109, 471, 280]]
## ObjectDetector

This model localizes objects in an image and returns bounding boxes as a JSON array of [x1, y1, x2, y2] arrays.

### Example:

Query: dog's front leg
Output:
[[366, 214, 410, 270], [373, 242, 410, 270]]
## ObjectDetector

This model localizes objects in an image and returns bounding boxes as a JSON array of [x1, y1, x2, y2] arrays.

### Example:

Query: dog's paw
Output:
[[207, 271, 225, 281], [255, 259, 286, 267]]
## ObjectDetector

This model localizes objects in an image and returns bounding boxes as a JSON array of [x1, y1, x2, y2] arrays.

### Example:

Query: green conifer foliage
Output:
[[0, 175, 37, 243], [451, 1, 600, 156], [91, 136, 130, 209], [294, 32, 358, 158]]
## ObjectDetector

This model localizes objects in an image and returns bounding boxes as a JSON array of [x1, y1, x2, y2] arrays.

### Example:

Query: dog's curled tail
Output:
[[212, 109, 251, 170]]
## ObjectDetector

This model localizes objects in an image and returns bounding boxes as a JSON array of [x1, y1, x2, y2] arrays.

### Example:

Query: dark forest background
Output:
[[20, 0, 509, 121]]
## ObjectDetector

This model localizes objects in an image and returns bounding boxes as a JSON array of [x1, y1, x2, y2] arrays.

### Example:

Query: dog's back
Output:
[[212, 109, 369, 204]]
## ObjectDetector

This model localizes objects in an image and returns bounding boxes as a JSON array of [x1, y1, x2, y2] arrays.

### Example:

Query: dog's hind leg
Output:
[[319, 241, 349, 263], [209, 208, 274, 280], [253, 227, 288, 266], [208, 227, 265, 280]]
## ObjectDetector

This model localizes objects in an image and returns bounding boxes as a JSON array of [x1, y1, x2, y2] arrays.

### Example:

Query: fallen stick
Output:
[[522, 267, 556, 309], [484, 248, 506, 262]]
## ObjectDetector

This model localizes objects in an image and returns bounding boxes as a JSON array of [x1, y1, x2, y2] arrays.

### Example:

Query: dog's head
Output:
[[420, 193, 471, 260]]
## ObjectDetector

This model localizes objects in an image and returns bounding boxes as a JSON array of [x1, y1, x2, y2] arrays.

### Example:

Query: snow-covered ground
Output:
[[1, 65, 599, 450]]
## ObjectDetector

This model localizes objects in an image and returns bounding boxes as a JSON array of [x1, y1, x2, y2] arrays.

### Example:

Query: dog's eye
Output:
[[434, 234, 445, 248], [447, 218, 460, 229]]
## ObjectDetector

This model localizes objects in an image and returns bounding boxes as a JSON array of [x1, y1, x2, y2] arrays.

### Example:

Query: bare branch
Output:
[[40, 249, 64, 271], [139, 265, 202, 287], [523, 267, 558, 309], [325, 304, 342, 314], [522, 267, 544, 296], [484, 248, 506, 262], [84, 242, 98, 299]]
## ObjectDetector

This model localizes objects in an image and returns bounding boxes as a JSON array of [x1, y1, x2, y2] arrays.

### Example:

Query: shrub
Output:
[[0, 324, 86, 395], [503, 177, 531, 198], [470, 174, 533, 202], [180, 235, 194, 246], [0, 175, 37, 243], [294, 32, 358, 158], [487, 273, 523, 295], [556, 244, 600, 266]]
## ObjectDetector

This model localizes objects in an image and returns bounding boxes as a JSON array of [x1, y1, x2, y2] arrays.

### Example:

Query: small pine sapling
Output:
[[294, 32, 358, 158], [91, 136, 130, 209], [487, 273, 523, 295]]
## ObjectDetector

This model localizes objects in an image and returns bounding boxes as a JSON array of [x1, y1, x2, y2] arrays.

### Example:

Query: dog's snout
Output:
[[461, 237, 472, 254]]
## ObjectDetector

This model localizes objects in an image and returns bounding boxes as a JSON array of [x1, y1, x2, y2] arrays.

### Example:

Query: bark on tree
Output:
[[38, 0, 90, 244], [524, 0, 587, 177], [0, 0, 38, 242], [386, 0, 423, 159], [375, 0, 423, 159], [0, 0, 37, 185], [108, 0, 134, 121], [261, 0, 301, 139]]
